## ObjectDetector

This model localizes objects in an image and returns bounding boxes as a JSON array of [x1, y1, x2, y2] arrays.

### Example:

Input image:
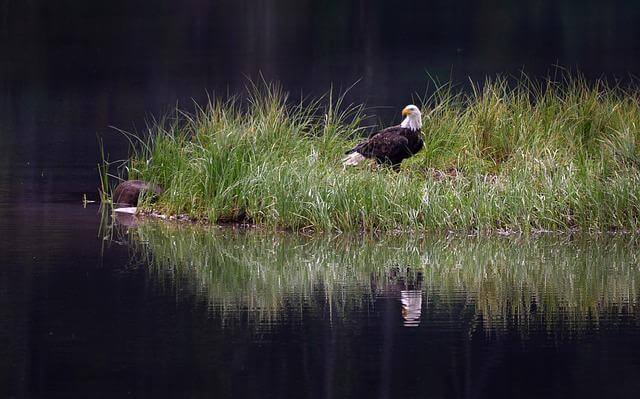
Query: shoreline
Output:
[[113, 206, 640, 238]]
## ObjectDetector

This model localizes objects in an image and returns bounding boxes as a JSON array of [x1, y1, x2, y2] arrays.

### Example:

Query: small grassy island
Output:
[[102, 76, 640, 233]]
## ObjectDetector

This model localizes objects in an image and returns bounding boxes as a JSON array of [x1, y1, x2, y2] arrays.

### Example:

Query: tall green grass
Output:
[[102, 75, 640, 232]]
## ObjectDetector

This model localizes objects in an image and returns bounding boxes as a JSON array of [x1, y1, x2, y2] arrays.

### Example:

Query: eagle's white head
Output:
[[400, 104, 422, 131]]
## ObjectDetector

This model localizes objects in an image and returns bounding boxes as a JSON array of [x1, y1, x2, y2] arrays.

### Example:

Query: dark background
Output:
[[1, 0, 640, 203]]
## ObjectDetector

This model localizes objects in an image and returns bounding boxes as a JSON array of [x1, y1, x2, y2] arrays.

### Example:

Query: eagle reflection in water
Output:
[[388, 267, 424, 327]]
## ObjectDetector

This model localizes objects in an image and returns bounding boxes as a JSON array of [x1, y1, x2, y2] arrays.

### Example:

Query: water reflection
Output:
[[121, 221, 640, 333], [388, 267, 423, 327]]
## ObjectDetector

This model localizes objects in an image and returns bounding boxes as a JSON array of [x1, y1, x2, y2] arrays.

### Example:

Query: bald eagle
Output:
[[342, 105, 424, 170]]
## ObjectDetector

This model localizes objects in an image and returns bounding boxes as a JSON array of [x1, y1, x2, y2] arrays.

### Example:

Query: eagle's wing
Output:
[[357, 128, 409, 160], [345, 125, 405, 155], [368, 125, 398, 138]]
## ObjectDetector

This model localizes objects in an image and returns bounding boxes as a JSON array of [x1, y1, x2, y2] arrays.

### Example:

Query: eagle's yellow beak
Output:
[[402, 107, 411, 117]]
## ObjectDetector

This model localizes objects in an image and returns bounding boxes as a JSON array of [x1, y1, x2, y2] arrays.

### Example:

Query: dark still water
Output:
[[3, 207, 640, 398]]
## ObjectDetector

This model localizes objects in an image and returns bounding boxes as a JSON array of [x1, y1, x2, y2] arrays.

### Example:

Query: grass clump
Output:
[[103, 74, 640, 233]]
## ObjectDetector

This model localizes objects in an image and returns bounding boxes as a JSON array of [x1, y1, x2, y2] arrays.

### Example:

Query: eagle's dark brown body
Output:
[[345, 126, 424, 168]]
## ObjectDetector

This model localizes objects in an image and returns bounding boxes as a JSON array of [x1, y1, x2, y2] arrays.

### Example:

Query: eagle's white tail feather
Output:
[[342, 152, 366, 166]]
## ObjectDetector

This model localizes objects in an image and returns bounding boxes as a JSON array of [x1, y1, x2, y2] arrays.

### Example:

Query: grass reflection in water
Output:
[[125, 221, 640, 332]]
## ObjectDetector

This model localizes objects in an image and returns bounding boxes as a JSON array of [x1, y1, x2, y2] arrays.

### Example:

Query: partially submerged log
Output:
[[113, 180, 163, 207]]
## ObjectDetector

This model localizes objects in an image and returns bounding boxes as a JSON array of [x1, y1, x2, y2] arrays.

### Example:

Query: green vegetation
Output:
[[102, 75, 640, 233], [125, 222, 640, 331]]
